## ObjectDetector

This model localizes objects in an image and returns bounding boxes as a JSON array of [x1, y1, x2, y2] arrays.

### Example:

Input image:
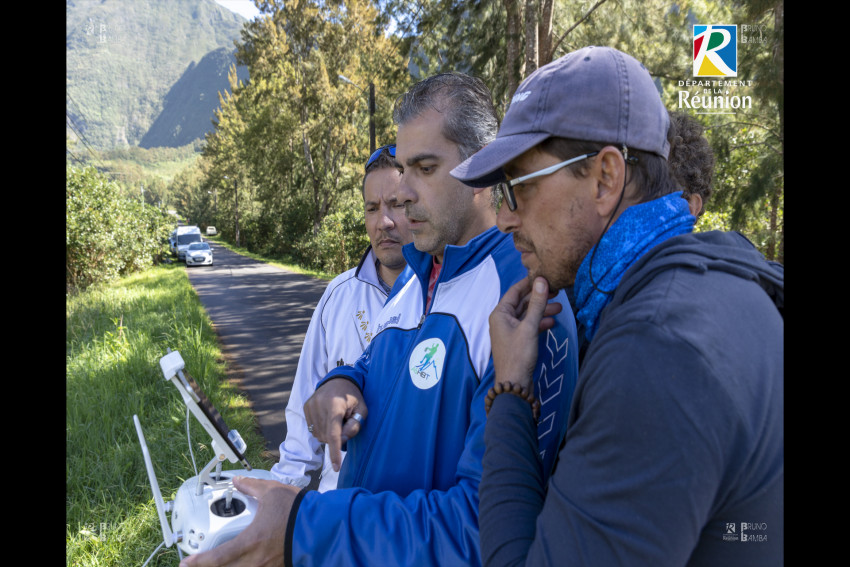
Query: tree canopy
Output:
[[186, 0, 783, 268]]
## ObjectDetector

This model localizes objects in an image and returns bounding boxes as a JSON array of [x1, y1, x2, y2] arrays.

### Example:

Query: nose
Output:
[[396, 172, 417, 207], [377, 207, 395, 231], [496, 202, 520, 234]]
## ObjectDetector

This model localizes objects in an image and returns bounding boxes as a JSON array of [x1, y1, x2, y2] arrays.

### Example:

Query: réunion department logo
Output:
[[409, 338, 446, 390], [693, 25, 737, 77]]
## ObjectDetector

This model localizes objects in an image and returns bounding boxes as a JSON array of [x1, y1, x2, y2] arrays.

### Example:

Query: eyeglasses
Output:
[[365, 144, 396, 171], [496, 152, 598, 211]]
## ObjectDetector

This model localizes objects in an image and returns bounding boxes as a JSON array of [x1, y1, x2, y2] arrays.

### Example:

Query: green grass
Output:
[[66, 263, 276, 566]]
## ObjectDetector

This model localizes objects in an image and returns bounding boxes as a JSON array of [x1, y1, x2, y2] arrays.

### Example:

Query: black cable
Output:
[[587, 146, 636, 296]]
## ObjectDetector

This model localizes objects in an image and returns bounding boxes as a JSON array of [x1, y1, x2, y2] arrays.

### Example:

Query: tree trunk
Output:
[[504, 0, 523, 99], [538, 0, 554, 66], [767, 187, 777, 261], [524, 0, 538, 76], [300, 105, 320, 234]]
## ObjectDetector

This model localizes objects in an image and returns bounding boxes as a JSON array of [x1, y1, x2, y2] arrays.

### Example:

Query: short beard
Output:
[[516, 233, 595, 292]]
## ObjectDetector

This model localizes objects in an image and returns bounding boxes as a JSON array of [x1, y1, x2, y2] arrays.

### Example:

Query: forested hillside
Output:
[[66, 0, 248, 150], [140, 47, 249, 148]]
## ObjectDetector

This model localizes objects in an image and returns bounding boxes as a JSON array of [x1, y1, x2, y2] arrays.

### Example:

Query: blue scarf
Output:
[[574, 192, 695, 342]]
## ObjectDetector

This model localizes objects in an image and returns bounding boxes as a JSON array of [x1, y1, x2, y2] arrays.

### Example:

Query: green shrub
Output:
[[296, 206, 369, 275], [67, 166, 173, 293]]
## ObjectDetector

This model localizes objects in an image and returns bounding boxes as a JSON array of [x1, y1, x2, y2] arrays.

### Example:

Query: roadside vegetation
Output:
[[66, 264, 276, 566], [66, 165, 174, 294]]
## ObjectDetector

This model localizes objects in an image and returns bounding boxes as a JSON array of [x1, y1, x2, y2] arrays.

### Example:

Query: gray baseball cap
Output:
[[451, 46, 670, 188]]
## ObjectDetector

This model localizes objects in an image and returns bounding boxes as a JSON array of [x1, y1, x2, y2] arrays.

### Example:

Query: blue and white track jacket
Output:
[[271, 247, 388, 493], [285, 226, 579, 567]]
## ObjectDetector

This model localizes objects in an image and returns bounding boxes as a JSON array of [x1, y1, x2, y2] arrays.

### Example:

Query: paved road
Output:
[[184, 242, 328, 463]]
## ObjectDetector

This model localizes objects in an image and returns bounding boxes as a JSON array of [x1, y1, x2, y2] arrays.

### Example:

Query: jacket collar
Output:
[[402, 225, 508, 286], [354, 245, 381, 287], [612, 230, 784, 315]]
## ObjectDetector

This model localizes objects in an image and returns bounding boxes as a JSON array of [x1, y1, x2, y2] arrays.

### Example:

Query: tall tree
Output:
[[684, 0, 784, 261], [195, 0, 407, 264], [237, 0, 405, 233], [380, 0, 782, 261]]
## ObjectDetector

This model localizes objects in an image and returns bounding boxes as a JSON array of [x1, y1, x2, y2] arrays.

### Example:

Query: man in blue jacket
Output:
[[452, 46, 783, 566], [182, 73, 579, 567], [271, 144, 411, 494]]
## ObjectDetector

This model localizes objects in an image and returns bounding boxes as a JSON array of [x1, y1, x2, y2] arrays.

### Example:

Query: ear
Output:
[[687, 193, 703, 217], [590, 146, 627, 219]]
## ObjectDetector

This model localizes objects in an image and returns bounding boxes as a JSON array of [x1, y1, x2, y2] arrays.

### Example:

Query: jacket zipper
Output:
[[352, 263, 437, 485]]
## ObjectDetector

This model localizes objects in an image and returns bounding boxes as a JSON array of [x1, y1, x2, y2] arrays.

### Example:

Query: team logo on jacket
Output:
[[409, 339, 446, 390]]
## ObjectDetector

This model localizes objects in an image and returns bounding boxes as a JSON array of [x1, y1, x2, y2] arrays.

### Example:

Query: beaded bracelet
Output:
[[484, 381, 540, 421]]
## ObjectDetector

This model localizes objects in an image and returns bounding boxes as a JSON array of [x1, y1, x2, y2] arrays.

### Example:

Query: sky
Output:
[[214, 0, 262, 21]]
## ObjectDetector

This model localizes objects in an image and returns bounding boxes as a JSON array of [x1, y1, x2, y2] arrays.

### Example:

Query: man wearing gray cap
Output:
[[452, 46, 784, 566]]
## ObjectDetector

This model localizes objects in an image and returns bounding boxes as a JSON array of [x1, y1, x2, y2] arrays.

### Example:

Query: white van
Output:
[[175, 226, 203, 261]]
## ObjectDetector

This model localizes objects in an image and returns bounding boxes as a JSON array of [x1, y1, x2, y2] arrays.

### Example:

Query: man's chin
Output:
[[525, 265, 572, 292], [411, 234, 439, 256], [383, 258, 407, 272], [520, 255, 539, 277], [375, 249, 406, 270]]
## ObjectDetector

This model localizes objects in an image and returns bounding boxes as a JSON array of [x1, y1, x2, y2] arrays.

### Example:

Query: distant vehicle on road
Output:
[[175, 226, 203, 261], [206, 226, 217, 236], [185, 242, 213, 266]]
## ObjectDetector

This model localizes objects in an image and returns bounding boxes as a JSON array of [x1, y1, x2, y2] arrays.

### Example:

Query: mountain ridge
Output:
[[66, 0, 250, 150], [140, 47, 249, 149]]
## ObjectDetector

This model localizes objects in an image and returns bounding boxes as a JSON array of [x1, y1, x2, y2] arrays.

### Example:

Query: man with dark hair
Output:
[[182, 72, 579, 567], [271, 144, 410, 493], [668, 110, 716, 217], [452, 45, 783, 566]]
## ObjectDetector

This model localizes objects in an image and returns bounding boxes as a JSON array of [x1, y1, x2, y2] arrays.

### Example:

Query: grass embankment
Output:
[[66, 263, 276, 566]]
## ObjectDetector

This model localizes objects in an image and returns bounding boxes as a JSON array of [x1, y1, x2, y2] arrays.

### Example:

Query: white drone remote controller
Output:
[[134, 349, 274, 556]]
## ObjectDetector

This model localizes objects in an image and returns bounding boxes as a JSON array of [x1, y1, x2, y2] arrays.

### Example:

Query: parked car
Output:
[[206, 226, 217, 236], [184, 242, 213, 266], [175, 226, 203, 261]]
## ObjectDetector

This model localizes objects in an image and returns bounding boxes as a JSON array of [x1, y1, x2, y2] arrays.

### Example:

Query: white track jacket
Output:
[[270, 247, 389, 492]]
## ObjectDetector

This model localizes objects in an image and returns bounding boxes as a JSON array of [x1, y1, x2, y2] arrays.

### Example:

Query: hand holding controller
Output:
[[171, 467, 274, 555], [178, 476, 301, 567], [134, 350, 280, 560]]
